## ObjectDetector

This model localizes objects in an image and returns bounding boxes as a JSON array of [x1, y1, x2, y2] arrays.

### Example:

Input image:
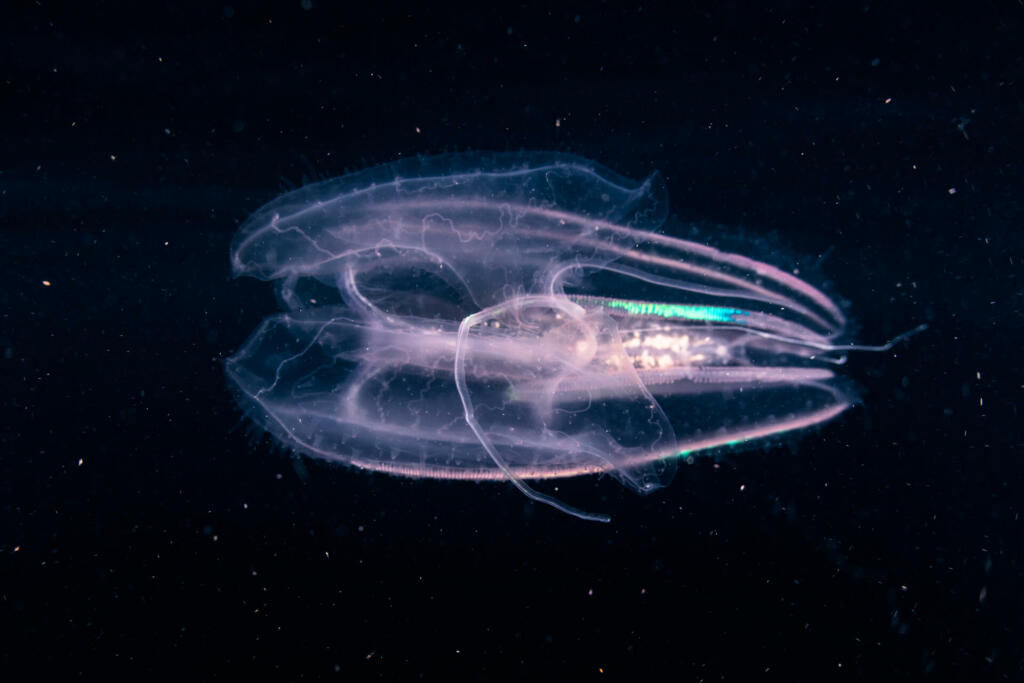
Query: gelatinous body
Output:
[[227, 152, 863, 521]]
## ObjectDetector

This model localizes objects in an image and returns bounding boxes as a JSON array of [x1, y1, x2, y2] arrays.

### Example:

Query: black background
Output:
[[3, 1, 1022, 680]]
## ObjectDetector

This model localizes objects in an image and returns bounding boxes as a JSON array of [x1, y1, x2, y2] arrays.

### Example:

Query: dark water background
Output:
[[2, 2, 1021, 679]]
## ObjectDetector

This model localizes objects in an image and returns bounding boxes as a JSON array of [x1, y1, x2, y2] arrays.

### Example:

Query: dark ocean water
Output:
[[2, 2, 1021, 679]]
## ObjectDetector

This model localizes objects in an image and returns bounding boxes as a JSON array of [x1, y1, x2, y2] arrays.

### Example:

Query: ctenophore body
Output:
[[227, 152, 863, 521]]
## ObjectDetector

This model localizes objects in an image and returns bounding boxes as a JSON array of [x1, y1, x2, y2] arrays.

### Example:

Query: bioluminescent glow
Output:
[[576, 296, 751, 324], [226, 152, 917, 522]]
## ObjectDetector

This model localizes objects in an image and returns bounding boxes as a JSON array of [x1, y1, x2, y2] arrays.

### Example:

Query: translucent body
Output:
[[227, 152, 861, 521]]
